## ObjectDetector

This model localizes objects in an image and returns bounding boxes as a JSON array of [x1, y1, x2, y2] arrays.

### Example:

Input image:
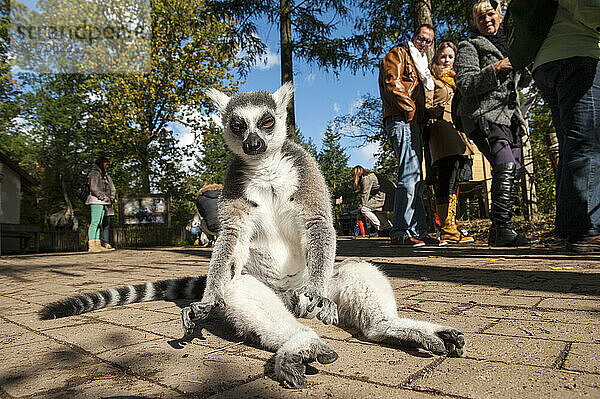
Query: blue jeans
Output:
[[189, 225, 201, 238], [534, 57, 600, 238], [384, 117, 427, 239], [101, 215, 111, 245]]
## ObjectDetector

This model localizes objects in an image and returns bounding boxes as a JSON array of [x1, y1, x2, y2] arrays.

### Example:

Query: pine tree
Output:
[[295, 129, 318, 159], [317, 125, 356, 226]]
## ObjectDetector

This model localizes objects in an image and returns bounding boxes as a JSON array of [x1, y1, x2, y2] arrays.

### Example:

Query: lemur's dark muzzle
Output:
[[242, 133, 266, 155]]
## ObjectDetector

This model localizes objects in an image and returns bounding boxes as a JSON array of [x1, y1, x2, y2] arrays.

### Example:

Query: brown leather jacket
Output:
[[378, 45, 426, 124]]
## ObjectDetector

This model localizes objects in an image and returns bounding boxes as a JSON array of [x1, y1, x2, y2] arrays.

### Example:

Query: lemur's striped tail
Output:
[[39, 276, 206, 320]]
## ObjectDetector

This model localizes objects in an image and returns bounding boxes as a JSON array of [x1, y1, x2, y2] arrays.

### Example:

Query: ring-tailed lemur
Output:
[[39, 83, 465, 389]]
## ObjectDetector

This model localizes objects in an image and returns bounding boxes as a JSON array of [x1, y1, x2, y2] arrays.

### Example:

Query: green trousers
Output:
[[88, 204, 105, 241]]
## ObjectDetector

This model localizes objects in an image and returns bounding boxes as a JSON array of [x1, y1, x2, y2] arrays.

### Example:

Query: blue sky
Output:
[[237, 26, 380, 170]]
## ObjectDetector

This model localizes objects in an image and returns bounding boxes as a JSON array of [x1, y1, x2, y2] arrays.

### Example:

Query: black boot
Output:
[[488, 162, 539, 247], [510, 168, 539, 246]]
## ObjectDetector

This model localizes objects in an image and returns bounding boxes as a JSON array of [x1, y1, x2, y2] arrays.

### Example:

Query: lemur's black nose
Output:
[[242, 133, 266, 154]]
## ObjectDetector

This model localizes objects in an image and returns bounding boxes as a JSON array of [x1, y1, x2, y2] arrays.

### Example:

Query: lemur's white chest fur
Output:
[[242, 151, 306, 289]]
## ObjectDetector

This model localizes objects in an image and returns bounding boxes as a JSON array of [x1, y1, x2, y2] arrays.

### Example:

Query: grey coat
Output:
[[454, 31, 532, 132], [86, 164, 116, 216]]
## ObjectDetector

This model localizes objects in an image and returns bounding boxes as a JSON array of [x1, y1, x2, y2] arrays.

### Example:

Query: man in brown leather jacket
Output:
[[379, 24, 441, 247]]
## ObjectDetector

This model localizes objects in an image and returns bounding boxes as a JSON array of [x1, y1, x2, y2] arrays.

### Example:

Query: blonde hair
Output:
[[472, 0, 503, 26], [351, 165, 370, 189], [431, 41, 457, 77]]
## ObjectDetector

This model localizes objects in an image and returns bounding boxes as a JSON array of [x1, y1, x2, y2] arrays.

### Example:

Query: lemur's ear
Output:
[[273, 82, 294, 111], [205, 88, 230, 114]]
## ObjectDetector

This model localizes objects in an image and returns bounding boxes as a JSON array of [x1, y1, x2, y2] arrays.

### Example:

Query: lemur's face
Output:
[[206, 84, 293, 158]]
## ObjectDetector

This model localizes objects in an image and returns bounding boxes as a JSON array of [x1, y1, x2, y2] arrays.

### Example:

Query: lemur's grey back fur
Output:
[[39, 276, 206, 320]]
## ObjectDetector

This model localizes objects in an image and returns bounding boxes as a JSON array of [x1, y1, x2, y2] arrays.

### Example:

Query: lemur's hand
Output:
[[180, 296, 225, 334], [291, 285, 339, 325]]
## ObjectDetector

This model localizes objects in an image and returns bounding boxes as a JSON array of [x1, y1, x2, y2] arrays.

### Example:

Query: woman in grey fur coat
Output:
[[85, 156, 116, 252], [455, 0, 538, 247]]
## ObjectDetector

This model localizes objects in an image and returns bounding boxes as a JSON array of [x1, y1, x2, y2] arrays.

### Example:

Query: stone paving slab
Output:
[[0, 239, 599, 398], [564, 344, 600, 374], [0, 339, 120, 397], [410, 357, 600, 398]]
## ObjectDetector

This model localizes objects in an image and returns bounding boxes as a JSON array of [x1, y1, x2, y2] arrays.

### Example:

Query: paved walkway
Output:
[[1, 237, 599, 398]]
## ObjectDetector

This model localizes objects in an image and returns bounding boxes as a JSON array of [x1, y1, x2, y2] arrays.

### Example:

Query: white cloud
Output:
[[349, 96, 365, 113], [333, 103, 341, 113], [255, 48, 280, 70], [304, 73, 316, 84], [177, 127, 196, 147], [348, 141, 378, 169]]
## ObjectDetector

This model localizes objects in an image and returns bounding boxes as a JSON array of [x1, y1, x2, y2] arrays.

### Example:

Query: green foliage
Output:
[[3, 73, 99, 225], [352, 0, 477, 65], [84, 0, 240, 194], [4, 0, 241, 228], [527, 90, 557, 214], [0, 0, 22, 138], [295, 129, 319, 159], [206, 0, 368, 74], [194, 121, 233, 186]]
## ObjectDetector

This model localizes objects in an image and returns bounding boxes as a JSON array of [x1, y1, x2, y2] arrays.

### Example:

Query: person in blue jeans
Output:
[[532, 1, 600, 252], [378, 24, 444, 247]]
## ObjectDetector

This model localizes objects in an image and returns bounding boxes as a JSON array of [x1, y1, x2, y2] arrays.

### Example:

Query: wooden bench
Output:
[[1, 223, 40, 254]]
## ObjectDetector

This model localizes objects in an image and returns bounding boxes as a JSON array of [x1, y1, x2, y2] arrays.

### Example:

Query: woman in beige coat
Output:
[[426, 42, 476, 243], [351, 166, 394, 235]]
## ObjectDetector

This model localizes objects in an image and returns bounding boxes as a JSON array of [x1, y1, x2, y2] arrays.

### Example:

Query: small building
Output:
[[0, 152, 39, 254]]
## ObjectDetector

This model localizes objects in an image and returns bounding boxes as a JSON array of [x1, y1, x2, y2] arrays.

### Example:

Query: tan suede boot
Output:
[[88, 239, 103, 252], [438, 195, 474, 243], [98, 242, 112, 251]]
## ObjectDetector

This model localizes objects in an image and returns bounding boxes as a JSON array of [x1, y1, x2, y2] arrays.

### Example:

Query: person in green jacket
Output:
[[531, 0, 600, 252]]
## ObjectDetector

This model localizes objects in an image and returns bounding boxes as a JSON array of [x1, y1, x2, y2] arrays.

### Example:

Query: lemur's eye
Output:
[[229, 118, 246, 135], [260, 115, 275, 129]]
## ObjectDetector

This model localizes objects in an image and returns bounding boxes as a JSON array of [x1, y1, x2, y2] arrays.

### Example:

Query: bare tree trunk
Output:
[[280, 0, 296, 140], [411, 0, 434, 60], [545, 129, 559, 174], [139, 148, 151, 193]]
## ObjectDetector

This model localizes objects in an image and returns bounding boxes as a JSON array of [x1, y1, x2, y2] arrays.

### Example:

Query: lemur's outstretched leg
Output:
[[207, 274, 338, 388], [330, 258, 465, 357]]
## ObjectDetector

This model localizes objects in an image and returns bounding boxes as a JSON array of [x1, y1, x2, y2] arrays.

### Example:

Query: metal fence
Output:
[[39, 225, 188, 253]]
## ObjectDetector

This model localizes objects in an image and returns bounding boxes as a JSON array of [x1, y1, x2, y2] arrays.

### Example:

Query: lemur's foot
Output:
[[180, 300, 223, 334], [275, 339, 338, 388], [291, 287, 339, 325], [308, 296, 339, 325], [436, 327, 465, 357], [180, 307, 196, 334], [417, 327, 465, 356], [277, 352, 307, 388]]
